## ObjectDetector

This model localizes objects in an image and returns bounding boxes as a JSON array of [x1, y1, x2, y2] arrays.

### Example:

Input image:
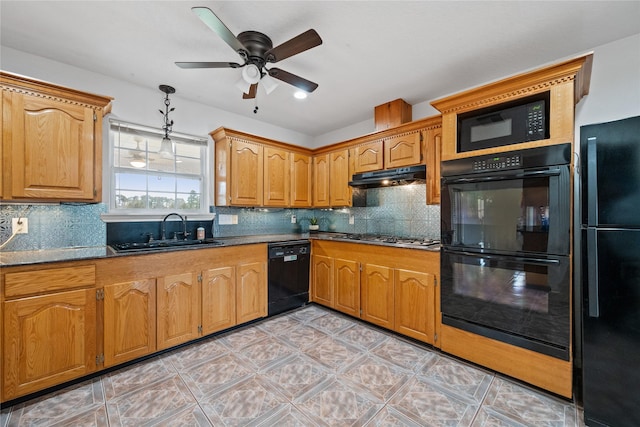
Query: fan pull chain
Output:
[[253, 94, 259, 114]]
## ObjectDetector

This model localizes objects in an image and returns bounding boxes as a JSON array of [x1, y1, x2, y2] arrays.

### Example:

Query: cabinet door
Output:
[[313, 154, 330, 207], [202, 266, 236, 335], [425, 127, 442, 205], [264, 146, 290, 207], [3, 289, 96, 400], [394, 269, 435, 343], [352, 141, 383, 173], [361, 264, 394, 329], [334, 258, 360, 317], [8, 91, 97, 200], [231, 139, 263, 206], [311, 254, 333, 307], [236, 261, 267, 324], [329, 149, 351, 207], [103, 279, 156, 367], [384, 131, 422, 168], [157, 272, 200, 350], [291, 152, 312, 207]]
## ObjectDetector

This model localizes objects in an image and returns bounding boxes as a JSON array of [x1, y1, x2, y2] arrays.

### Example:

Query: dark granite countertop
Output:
[[0, 232, 440, 267]]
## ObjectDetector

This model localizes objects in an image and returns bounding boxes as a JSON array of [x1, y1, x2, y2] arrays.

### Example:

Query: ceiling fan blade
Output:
[[191, 7, 247, 54], [268, 68, 318, 93], [265, 29, 322, 63], [242, 84, 258, 99], [175, 62, 242, 69]]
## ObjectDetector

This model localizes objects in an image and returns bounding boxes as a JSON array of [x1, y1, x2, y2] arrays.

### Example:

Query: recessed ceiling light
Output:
[[294, 91, 307, 99]]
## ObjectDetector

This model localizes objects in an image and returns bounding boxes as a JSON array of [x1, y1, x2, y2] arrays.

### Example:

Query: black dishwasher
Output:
[[268, 240, 310, 316]]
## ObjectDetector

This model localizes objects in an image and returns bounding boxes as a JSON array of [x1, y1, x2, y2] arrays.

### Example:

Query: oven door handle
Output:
[[443, 249, 560, 266], [442, 168, 562, 184]]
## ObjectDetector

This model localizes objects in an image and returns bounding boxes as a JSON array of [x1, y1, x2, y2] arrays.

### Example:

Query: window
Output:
[[109, 119, 208, 214]]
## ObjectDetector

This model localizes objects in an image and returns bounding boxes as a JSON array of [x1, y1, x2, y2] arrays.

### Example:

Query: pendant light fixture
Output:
[[158, 84, 176, 159]]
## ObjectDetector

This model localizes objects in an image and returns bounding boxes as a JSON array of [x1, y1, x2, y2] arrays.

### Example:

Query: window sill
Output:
[[100, 212, 216, 223]]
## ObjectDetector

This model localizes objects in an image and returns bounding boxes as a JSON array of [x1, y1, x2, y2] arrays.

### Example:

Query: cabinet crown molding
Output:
[[430, 53, 593, 114], [1, 71, 113, 114]]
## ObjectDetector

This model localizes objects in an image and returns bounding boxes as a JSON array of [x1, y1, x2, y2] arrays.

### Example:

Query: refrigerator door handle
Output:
[[587, 136, 598, 226], [587, 228, 599, 317]]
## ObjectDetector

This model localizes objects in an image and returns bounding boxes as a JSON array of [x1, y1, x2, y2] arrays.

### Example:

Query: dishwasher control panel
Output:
[[268, 242, 310, 259]]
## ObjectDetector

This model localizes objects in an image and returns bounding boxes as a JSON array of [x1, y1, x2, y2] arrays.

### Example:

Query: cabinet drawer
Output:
[[5, 265, 96, 298]]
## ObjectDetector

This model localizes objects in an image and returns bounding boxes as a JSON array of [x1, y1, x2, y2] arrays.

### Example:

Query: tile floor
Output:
[[0, 304, 584, 426]]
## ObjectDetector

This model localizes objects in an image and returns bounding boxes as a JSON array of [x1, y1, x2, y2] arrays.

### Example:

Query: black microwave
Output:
[[457, 92, 550, 153]]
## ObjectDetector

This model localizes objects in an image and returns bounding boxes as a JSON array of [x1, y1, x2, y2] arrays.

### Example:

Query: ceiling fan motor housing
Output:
[[237, 31, 273, 66]]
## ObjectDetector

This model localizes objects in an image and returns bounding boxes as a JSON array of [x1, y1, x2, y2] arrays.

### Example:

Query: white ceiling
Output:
[[1, 1, 639, 137]]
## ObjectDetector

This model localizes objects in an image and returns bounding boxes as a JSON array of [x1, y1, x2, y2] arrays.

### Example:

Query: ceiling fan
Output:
[[176, 7, 323, 100]]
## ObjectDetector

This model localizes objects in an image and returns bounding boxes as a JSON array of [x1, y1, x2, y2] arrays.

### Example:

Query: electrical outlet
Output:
[[349, 215, 355, 225], [12, 217, 28, 234], [291, 215, 297, 224]]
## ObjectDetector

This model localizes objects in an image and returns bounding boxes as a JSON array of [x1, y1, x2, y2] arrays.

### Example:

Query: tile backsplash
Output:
[[0, 203, 107, 251], [1, 184, 440, 251], [213, 184, 440, 239]]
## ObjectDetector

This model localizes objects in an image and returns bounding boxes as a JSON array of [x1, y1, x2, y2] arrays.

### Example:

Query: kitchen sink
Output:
[[110, 238, 224, 253]]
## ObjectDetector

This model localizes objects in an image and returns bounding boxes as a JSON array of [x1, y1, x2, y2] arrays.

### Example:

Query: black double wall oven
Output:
[[441, 143, 572, 360]]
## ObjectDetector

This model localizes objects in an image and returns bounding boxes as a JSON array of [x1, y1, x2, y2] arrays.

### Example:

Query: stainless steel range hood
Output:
[[348, 165, 426, 188]]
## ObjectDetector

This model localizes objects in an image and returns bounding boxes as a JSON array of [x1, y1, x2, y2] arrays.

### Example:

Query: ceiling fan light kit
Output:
[[176, 6, 322, 104]]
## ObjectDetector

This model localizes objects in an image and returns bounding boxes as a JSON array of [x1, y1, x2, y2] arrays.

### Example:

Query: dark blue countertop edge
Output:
[[0, 232, 440, 267]]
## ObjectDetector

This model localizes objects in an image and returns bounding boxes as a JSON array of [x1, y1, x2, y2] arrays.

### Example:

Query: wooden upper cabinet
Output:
[[230, 139, 264, 206], [384, 131, 422, 168], [425, 126, 442, 205], [1, 72, 112, 202], [329, 149, 351, 207], [375, 99, 412, 131], [313, 153, 330, 207], [211, 127, 313, 208], [352, 141, 383, 173], [291, 152, 312, 207], [264, 146, 290, 207]]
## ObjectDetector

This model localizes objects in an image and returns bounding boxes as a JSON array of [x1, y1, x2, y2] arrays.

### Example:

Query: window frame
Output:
[[102, 117, 212, 221]]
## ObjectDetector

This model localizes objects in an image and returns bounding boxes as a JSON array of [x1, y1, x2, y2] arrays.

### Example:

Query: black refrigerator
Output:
[[580, 115, 640, 427]]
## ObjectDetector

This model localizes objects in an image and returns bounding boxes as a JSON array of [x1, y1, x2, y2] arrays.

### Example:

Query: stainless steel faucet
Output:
[[161, 213, 189, 240]]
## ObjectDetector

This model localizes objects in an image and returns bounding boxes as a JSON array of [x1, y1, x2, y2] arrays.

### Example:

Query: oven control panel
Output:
[[472, 154, 522, 172]]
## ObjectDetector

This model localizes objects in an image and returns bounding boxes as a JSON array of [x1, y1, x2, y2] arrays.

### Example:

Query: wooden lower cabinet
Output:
[[311, 240, 439, 345], [103, 279, 156, 367], [394, 269, 435, 343], [157, 272, 200, 350], [201, 267, 236, 335], [236, 261, 267, 324], [333, 258, 360, 317], [1, 245, 268, 403], [3, 289, 97, 400], [361, 264, 394, 329], [311, 254, 333, 307]]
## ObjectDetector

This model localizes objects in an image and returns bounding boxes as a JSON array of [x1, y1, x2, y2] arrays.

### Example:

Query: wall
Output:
[[1, 34, 638, 251]]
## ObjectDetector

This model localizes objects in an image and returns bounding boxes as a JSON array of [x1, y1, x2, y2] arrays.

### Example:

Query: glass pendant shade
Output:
[[159, 136, 175, 159]]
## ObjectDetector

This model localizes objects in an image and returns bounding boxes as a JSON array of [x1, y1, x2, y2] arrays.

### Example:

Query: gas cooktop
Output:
[[338, 233, 440, 248]]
